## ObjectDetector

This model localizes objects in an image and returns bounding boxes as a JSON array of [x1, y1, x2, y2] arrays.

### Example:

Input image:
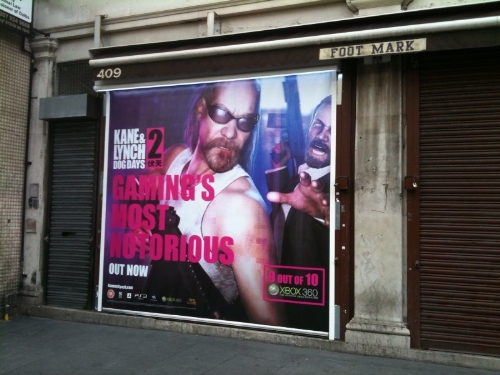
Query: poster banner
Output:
[[100, 70, 334, 333]]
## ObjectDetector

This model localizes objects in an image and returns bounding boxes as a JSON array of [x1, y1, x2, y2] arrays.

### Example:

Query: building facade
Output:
[[0, 4, 32, 320], [5, 0, 499, 368]]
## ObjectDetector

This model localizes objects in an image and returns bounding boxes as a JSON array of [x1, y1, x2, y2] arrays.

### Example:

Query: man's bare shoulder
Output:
[[202, 176, 273, 256], [203, 176, 268, 235], [217, 176, 264, 210]]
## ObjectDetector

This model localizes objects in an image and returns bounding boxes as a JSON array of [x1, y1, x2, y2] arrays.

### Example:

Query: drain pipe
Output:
[[90, 15, 500, 67], [94, 15, 107, 49], [345, 0, 358, 14], [207, 11, 221, 36]]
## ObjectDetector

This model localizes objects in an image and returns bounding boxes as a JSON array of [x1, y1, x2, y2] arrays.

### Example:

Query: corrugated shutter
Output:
[[418, 47, 500, 355], [46, 122, 98, 308]]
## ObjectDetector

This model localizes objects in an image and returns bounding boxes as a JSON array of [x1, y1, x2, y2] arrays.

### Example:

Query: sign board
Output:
[[319, 38, 426, 60], [0, 0, 32, 35], [98, 69, 336, 335]]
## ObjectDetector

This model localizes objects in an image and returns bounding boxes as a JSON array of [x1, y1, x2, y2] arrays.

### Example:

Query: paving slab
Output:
[[0, 316, 498, 375]]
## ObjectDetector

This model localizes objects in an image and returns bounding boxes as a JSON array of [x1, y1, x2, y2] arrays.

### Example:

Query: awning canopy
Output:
[[89, 2, 500, 90]]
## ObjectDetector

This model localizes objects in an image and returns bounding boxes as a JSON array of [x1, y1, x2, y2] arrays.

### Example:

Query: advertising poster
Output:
[[99, 70, 335, 333]]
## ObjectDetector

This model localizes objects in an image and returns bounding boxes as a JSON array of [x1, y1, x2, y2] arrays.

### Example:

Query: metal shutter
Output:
[[418, 47, 500, 355], [46, 122, 98, 308]]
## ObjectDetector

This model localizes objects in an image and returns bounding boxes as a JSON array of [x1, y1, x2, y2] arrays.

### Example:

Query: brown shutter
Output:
[[414, 47, 500, 355]]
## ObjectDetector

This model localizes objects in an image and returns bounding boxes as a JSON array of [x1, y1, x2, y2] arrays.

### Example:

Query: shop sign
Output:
[[319, 38, 426, 60], [0, 0, 32, 35]]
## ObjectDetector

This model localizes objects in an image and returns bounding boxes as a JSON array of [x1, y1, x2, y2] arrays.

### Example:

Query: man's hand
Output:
[[267, 171, 330, 226]]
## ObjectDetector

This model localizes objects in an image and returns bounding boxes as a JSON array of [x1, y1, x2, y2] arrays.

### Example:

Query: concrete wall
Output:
[[32, 0, 490, 61], [33, 0, 350, 62]]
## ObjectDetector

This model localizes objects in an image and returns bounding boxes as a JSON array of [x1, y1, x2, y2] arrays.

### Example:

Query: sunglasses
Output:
[[207, 105, 260, 133]]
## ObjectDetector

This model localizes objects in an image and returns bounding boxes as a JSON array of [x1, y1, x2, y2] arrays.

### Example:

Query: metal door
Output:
[[407, 47, 500, 355], [46, 121, 99, 308]]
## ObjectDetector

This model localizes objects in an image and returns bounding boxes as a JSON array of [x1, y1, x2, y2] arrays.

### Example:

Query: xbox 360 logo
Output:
[[268, 283, 279, 296]]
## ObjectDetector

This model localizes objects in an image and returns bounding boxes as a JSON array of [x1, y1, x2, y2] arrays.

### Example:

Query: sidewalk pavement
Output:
[[0, 316, 498, 375]]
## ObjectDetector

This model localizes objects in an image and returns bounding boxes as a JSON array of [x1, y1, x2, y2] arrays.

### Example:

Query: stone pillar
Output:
[[21, 37, 59, 304], [345, 56, 410, 348]]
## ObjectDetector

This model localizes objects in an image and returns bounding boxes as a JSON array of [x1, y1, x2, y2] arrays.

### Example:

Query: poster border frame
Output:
[[96, 66, 338, 338]]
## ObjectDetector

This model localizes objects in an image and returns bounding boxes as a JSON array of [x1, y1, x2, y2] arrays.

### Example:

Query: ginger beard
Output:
[[202, 137, 242, 173]]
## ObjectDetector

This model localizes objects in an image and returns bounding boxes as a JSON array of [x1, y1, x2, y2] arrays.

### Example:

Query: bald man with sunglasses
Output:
[[159, 80, 283, 326]]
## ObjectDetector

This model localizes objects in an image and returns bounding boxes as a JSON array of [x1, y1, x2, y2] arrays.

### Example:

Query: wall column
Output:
[[345, 56, 410, 349], [21, 37, 59, 304]]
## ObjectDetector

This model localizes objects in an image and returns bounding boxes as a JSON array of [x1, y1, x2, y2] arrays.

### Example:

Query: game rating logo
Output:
[[263, 265, 325, 306]]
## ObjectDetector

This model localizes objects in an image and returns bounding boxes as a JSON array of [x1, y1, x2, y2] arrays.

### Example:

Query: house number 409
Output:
[[96, 68, 122, 79]]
